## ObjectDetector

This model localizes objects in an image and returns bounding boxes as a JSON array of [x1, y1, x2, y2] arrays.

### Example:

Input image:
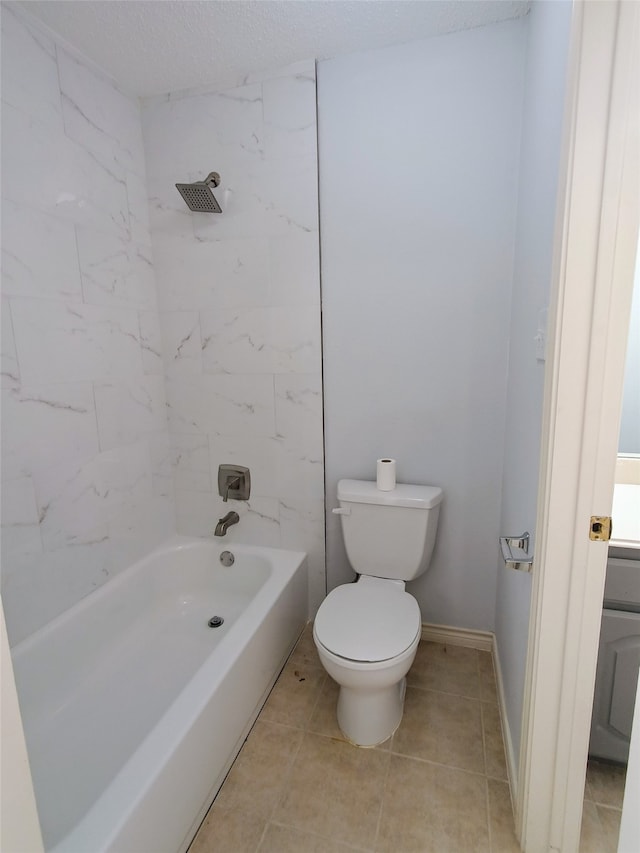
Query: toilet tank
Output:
[[336, 479, 443, 581]]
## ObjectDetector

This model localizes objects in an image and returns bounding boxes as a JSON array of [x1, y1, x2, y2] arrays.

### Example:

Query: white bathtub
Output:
[[11, 535, 308, 853]]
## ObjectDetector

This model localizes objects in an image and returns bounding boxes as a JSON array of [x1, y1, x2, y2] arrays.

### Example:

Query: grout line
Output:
[[594, 804, 623, 813], [479, 644, 494, 853], [485, 776, 494, 853], [264, 715, 502, 780], [585, 800, 609, 853], [260, 681, 311, 812], [406, 681, 490, 702], [476, 654, 491, 784], [252, 719, 310, 851], [478, 650, 491, 779], [266, 819, 373, 852], [305, 657, 328, 723], [252, 720, 307, 852], [486, 772, 511, 783], [382, 749, 488, 779], [372, 741, 393, 850], [480, 700, 490, 777], [254, 818, 269, 853], [251, 717, 307, 736]]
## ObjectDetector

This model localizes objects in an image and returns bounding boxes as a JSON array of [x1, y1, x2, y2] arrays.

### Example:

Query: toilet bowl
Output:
[[313, 577, 421, 746], [313, 479, 443, 746]]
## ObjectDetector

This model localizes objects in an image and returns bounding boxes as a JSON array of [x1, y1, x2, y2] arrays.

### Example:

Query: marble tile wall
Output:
[[1, 7, 175, 644], [141, 64, 325, 613]]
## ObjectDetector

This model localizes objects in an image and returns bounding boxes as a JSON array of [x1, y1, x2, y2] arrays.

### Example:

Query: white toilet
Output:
[[313, 478, 443, 747]]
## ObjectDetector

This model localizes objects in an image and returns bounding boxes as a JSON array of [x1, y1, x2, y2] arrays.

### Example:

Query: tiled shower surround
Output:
[[0, 6, 324, 643], [1, 6, 173, 644], [141, 63, 324, 612]]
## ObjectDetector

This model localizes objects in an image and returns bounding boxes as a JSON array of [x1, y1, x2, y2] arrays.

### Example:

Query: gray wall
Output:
[[318, 19, 527, 630], [494, 0, 573, 765]]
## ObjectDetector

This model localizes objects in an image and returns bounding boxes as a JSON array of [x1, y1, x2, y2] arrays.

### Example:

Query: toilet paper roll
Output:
[[377, 458, 396, 491]]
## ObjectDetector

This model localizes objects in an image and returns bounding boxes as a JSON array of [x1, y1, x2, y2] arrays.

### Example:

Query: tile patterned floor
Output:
[[580, 759, 626, 853], [189, 625, 627, 853], [189, 626, 519, 853]]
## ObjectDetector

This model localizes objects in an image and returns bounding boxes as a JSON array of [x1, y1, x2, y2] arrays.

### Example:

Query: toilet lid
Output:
[[314, 582, 421, 662]]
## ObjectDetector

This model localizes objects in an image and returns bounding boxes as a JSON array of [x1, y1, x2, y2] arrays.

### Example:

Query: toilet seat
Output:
[[314, 577, 421, 663]]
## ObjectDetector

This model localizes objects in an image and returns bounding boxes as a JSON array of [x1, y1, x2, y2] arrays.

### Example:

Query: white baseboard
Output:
[[420, 621, 493, 652], [492, 641, 519, 808], [420, 622, 519, 807]]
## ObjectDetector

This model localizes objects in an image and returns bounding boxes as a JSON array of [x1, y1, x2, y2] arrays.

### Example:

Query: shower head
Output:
[[175, 172, 222, 213]]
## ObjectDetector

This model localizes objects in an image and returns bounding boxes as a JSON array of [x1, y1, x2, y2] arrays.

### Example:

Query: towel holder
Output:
[[500, 531, 534, 572]]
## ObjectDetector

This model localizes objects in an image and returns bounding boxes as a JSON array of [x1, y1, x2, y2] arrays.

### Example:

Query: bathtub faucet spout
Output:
[[215, 511, 239, 536]]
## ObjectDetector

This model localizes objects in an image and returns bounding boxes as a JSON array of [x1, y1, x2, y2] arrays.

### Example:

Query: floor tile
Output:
[[586, 760, 627, 808], [596, 805, 622, 853], [392, 686, 484, 774], [273, 731, 390, 848], [258, 822, 367, 852], [408, 641, 481, 698], [189, 636, 636, 853], [189, 639, 522, 853], [189, 804, 266, 853], [482, 702, 508, 781], [376, 754, 490, 852], [214, 720, 303, 820], [580, 799, 624, 853], [487, 779, 519, 853], [583, 773, 595, 802], [580, 800, 608, 853], [289, 623, 321, 668], [307, 674, 345, 741], [259, 658, 326, 729]]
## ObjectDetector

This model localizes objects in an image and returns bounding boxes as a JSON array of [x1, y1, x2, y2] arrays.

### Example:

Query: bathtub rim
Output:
[[10, 534, 308, 853], [10, 534, 306, 657]]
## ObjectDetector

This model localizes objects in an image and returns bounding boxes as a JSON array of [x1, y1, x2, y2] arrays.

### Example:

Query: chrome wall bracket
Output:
[[500, 531, 534, 572]]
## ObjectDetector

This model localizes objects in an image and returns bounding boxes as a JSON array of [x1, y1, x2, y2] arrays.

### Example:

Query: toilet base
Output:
[[337, 677, 407, 747]]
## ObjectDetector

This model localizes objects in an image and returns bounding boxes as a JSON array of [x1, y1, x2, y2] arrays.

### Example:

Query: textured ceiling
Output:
[[12, 0, 530, 97]]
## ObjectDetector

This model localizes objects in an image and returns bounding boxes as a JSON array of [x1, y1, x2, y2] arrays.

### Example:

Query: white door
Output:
[[517, 1, 639, 851]]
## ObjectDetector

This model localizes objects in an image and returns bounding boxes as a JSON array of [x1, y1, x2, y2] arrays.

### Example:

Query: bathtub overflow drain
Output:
[[208, 616, 224, 628], [220, 551, 234, 567]]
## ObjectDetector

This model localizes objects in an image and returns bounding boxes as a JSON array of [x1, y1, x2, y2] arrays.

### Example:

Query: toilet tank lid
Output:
[[338, 479, 443, 509]]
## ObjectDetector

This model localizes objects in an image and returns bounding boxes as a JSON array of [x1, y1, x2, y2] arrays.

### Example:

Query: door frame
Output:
[[0, 596, 44, 851], [516, 1, 639, 850]]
